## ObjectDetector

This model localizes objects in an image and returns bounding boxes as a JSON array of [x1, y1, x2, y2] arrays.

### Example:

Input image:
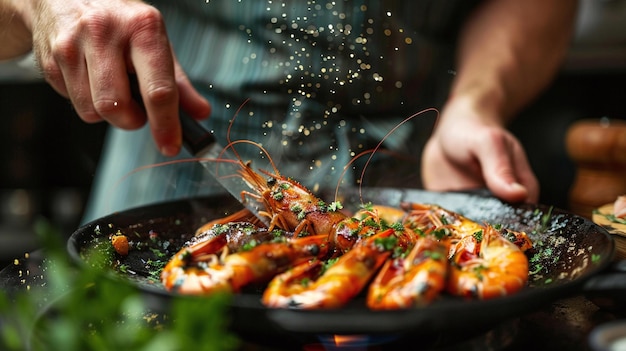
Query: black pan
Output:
[[66, 188, 614, 346]]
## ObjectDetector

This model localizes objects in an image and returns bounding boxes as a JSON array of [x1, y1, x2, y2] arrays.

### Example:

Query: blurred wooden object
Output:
[[565, 118, 626, 219], [593, 202, 626, 260]]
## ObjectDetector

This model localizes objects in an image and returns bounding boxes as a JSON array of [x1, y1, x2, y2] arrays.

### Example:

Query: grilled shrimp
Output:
[[262, 228, 396, 309], [329, 204, 409, 254], [161, 230, 330, 295], [447, 225, 529, 299], [401, 202, 532, 253], [401, 202, 484, 240], [235, 145, 348, 235], [194, 208, 267, 236], [189, 221, 290, 253], [367, 232, 450, 309]]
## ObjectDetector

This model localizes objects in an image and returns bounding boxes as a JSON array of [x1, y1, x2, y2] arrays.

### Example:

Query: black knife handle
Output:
[[179, 111, 216, 155], [128, 74, 215, 155]]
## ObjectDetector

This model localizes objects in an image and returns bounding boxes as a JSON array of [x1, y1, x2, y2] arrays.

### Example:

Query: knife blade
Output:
[[178, 111, 269, 226], [129, 76, 268, 225]]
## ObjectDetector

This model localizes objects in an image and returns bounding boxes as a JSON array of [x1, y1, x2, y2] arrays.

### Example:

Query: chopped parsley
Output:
[[118, 263, 130, 273], [242, 239, 259, 251], [362, 217, 380, 229], [328, 201, 343, 212], [390, 222, 405, 232], [150, 247, 167, 258], [322, 258, 339, 274], [422, 250, 444, 261], [360, 202, 374, 212], [431, 228, 450, 240], [271, 229, 285, 238], [472, 230, 483, 242], [540, 207, 554, 232], [290, 204, 303, 214], [392, 246, 407, 258], [374, 236, 398, 251], [439, 215, 449, 225]]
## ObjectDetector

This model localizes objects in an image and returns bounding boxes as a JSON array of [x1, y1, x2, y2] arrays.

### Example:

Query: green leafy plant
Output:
[[0, 218, 240, 351]]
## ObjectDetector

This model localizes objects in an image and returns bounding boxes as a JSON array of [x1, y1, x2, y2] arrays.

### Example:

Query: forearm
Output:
[[0, 0, 34, 60], [448, 0, 578, 123]]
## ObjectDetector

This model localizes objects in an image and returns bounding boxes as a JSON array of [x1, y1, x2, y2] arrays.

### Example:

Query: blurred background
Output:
[[0, 0, 624, 266]]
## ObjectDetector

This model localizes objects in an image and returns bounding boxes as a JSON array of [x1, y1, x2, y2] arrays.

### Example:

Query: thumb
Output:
[[479, 140, 539, 204]]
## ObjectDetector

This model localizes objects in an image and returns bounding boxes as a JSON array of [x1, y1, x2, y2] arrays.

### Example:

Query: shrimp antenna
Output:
[[217, 98, 252, 167], [105, 156, 239, 215], [224, 139, 281, 176], [334, 149, 375, 202], [333, 148, 409, 203], [335, 108, 439, 203]]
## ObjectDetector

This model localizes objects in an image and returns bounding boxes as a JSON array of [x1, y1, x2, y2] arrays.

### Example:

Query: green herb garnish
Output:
[[0, 219, 239, 351], [374, 236, 398, 251]]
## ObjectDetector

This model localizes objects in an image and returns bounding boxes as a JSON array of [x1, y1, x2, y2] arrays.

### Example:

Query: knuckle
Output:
[[92, 98, 120, 116], [74, 101, 101, 123], [131, 6, 165, 32], [49, 32, 82, 67], [145, 83, 177, 105], [92, 98, 147, 130], [39, 59, 63, 84]]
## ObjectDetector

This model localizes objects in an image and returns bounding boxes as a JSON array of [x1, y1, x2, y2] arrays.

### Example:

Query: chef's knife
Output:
[[179, 111, 269, 225], [129, 77, 269, 225]]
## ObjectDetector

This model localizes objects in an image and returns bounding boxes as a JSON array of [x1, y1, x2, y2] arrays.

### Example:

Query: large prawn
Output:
[[219, 139, 348, 237], [400, 202, 533, 254], [261, 228, 398, 309], [161, 227, 330, 294], [366, 231, 450, 309], [446, 224, 529, 299]]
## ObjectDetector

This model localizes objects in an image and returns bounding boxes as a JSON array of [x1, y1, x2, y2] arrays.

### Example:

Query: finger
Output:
[[421, 138, 483, 191], [44, 33, 105, 124], [38, 53, 71, 100], [174, 60, 211, 120], [129, 10, 181, 156], [479, 133, 537, 203], [508, 141, 540, 203], [85, 37, 147, 130]]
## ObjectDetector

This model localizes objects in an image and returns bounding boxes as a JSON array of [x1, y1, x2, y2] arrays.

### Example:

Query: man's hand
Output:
[[422, 98, 539, 204], [16, 0, 211, 156]]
